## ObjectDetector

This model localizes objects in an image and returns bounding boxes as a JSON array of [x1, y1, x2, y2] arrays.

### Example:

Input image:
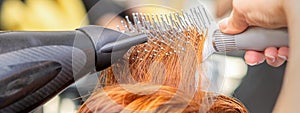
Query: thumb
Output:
[[219, 10, 249, 34]]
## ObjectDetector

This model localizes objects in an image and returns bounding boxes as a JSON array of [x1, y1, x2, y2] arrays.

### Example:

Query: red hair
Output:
[[78, 26, 248, 113]]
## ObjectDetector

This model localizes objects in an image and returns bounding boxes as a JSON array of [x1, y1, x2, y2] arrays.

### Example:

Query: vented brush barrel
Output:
[[117, 5, 289, 61], [213, 27, 289, 52]]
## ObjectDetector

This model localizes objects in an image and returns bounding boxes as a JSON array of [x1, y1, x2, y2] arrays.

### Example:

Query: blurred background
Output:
[[0, 0, 286, 113]]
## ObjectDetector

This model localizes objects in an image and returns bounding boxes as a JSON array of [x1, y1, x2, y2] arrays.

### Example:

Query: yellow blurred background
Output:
[[0, 0, 88, 31]]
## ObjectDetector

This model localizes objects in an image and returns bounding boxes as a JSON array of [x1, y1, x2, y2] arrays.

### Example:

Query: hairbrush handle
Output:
[[213, 27, 289, 52]]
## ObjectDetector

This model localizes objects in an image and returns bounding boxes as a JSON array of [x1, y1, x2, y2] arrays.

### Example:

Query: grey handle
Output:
[[235, 27, 288, 51], [214, 27, 289, 52]]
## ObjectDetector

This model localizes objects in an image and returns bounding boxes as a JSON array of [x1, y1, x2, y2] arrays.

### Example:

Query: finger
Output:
[[264, 47, 277, 64], [264, 47, 285, 67], [244, 50, 265, 66], [219, 10, 249, 34], [278, 47, 289, 61]]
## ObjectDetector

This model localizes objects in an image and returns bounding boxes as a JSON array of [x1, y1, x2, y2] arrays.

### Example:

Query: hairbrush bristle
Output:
[[116, 5, 214, 64], [119, 6, 211, 32]]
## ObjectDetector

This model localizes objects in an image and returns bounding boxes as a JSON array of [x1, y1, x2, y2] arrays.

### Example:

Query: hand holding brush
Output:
[[218, 0, 288, 67], [219, 0, 300, 113]]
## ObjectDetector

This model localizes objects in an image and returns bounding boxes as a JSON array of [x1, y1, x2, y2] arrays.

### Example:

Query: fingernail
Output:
[[219, 18, 228, 30], [247, 62, 258, 66], [265, 54, 276, 63], [248, 58, 265, 66], [278, 55, 287, 61]]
